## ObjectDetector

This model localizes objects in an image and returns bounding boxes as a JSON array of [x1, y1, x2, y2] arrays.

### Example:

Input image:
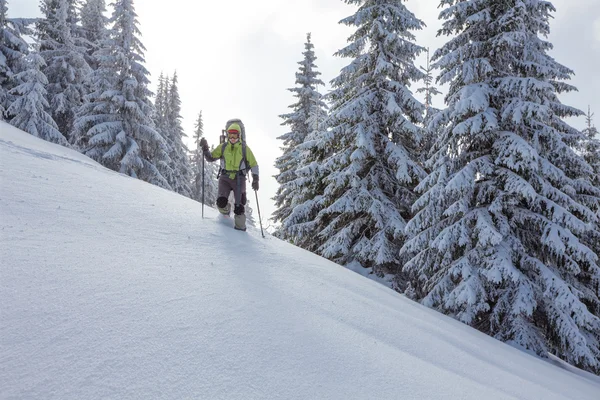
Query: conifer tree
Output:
[[416, 49, 440, 112], [582, 107, 600, 187], [154, 72, 167, 127], [311, 0, 426, 278], [162, 71, 193, 197], [580, 107, 600, 265], [79, 0, 108, 69], [37, 0, 81, 49], [65, 0, 85, 43], [150, 72, 178, 191], [401, 0, 600, 373], [416, 48, 441, 164], [190, 110, 218, 205], [8, 52, 67, 145], [152, 72, 193, 197], [0, 0, 30, 119], [36, 0, 60, 52], [37, 0, 91, 139], [279, 94, 329, 250], [273, 33, 326, 235], [72, 0, 171, 189]]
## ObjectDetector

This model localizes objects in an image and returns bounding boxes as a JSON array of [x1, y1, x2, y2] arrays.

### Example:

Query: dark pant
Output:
[[217, 174, 246, 215]]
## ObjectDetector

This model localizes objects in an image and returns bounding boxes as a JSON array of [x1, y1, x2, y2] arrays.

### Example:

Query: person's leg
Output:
[[216, 176, 234, 215], [233, 174, 248, 230]]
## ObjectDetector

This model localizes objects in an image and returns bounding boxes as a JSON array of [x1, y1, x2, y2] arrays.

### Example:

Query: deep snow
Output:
[[1, 121, 599, 399]]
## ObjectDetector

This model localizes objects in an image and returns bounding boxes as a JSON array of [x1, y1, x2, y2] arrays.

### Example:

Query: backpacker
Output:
[[217, 118, 249, 178]]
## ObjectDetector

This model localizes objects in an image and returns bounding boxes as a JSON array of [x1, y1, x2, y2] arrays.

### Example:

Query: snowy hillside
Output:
[[1, 121, 600, 399]]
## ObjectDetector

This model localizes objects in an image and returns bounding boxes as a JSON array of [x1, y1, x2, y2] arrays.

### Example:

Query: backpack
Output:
[[217, 118, 249, 178]]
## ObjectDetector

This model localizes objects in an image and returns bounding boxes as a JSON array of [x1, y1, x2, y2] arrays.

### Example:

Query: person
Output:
[[200, 120, 259, 231]]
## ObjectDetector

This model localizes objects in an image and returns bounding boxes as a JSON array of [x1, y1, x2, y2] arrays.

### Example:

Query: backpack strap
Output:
[[239, 142, 248, 175], [217, 142, 228, 178]]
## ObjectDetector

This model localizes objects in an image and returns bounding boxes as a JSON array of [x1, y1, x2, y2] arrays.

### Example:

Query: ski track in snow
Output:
[[1, 122, 600, 399]]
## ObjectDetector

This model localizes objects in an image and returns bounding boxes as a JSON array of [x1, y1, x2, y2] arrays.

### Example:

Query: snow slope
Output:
[[1, 121, 599, 399]]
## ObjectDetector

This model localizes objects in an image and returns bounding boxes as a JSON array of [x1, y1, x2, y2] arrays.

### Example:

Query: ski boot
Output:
[[234, 213, 246, 231]]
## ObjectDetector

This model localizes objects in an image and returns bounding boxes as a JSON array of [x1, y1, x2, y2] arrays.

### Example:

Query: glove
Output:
[[199, 138, 209, 152], [252, 174, 259, 191]]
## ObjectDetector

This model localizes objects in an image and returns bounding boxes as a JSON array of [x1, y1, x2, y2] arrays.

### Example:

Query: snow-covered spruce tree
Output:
[[312, 0, 426, 278], [72, 0, 171, 189], [79, 0, 108, 69], [580, 107, 600, 267], [65, 0, 86, 44], [36, 0, 81, 51], [151, 72, 178, 189], [37, 0, 91, 140], [415, 47, 442, 165], [279, 92, 329, 251], [162, 72, 193, 197], [8, 52, 68, 145], [0, 0, 30, 119], [153, 72, 167, 127], [272, 32, 326, 236], [190, 110, 218, 205], [401, 0, 600, 373], [189, 110, 201, 199], [581, 107, 600, 187], [36, 0, 60, 51]]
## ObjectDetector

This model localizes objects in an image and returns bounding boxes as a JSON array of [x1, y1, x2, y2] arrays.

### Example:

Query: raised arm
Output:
[[200, 138, 220, 162]]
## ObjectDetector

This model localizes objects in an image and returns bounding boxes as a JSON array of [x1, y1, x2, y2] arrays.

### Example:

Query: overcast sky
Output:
[[8, 0, 600, 223]]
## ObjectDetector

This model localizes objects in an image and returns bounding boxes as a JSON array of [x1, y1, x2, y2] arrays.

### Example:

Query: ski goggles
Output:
[[228, 130, 240, 139]]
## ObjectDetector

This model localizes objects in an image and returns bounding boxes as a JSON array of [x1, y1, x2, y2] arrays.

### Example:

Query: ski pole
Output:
[[201, 154, 205, 219], [254, 189, 265, 238]]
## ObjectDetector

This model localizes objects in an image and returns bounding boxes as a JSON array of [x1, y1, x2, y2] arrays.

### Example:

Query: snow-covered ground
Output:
[[1, 121, 599, 399]]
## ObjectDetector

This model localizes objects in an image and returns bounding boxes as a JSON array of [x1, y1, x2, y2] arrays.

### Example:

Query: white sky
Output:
[[8, 0, 600, 223], [2, 121, 600, 398]]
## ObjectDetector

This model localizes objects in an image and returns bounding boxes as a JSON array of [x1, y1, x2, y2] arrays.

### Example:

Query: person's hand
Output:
[[200, 138, 208, 151], [252, 175, 259, 191]]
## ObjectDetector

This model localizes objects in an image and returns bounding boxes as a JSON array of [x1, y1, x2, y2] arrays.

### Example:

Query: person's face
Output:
[[228, 130, 240, 143]]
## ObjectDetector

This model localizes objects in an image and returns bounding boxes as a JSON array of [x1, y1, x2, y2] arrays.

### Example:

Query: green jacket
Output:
[[207, 141, 259, 179]]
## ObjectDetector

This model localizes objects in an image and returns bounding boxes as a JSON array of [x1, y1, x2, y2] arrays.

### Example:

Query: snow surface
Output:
[[1, 121, 600, 399]]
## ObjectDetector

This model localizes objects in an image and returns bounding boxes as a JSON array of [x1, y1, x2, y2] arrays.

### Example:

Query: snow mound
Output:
[[1, 122, 599, 399]]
